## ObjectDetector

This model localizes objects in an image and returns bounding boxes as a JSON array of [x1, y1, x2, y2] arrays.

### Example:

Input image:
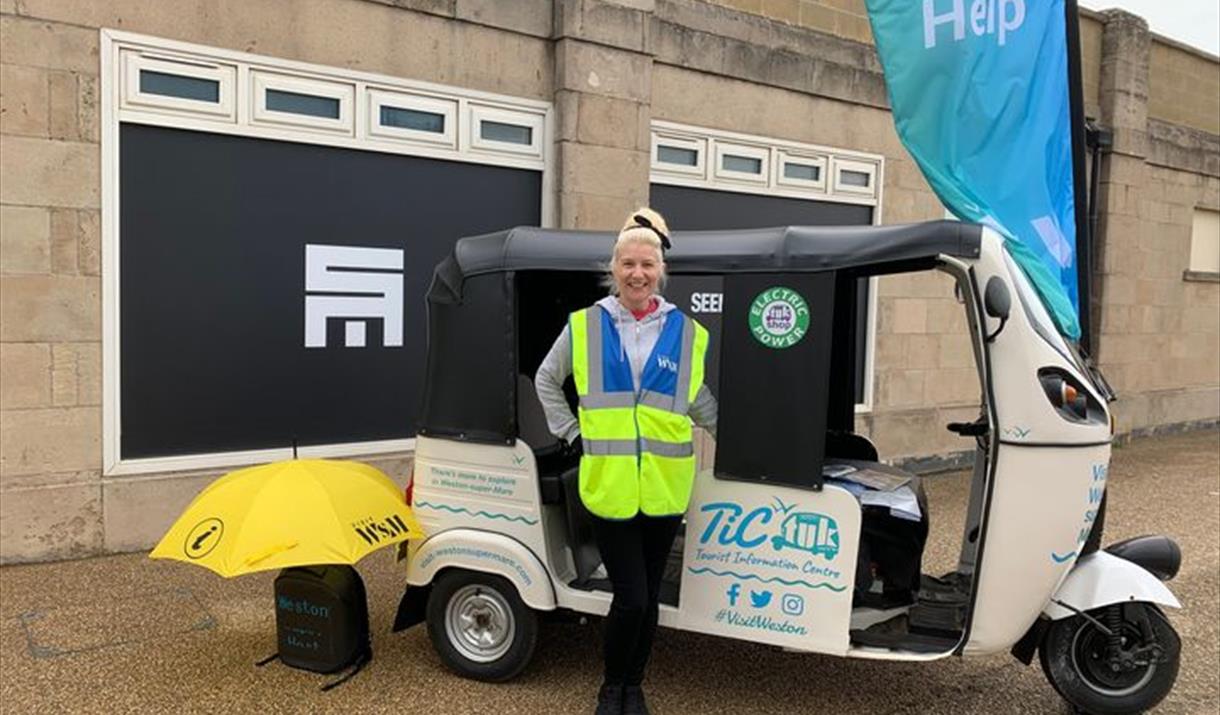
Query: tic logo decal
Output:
[[352, 514, 412, 546], [304, 244, 405, 349], [748, 287, 810, 349], [656, 355, 678, 373], [183, 518, 224, 559], [699, 502, 840, 561]]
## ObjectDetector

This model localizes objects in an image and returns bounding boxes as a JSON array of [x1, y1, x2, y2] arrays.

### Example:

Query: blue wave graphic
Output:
[[1051, 550, 1078, 564], [414, 501, 538, 525], [686, 567, 847, 592]]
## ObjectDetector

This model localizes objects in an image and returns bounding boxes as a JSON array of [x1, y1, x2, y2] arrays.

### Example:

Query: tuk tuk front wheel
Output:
[[425, 569, 538, 682], [1039, 603, 1180, 715]]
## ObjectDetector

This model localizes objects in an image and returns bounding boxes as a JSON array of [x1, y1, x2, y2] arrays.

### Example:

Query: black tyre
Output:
[[1039, 604, 1180, 715], [425, 569, 538, 682]]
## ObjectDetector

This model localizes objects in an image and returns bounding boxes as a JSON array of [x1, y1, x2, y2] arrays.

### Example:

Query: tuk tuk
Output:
[[391, 220, 1183, 714]]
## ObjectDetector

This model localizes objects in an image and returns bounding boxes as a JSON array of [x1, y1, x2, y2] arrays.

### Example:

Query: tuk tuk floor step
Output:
[[849, 613, 960, 654]]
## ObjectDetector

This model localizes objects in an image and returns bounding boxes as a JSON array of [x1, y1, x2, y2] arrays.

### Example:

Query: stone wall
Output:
[[1, 0, 1217, 562]]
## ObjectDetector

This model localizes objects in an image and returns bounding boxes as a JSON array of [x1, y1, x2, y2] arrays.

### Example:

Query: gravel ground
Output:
[[1, 428, 1216, 714]]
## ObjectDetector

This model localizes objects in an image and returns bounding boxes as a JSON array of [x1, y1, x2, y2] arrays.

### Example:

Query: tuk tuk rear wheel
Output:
[[425, 570, 538, 682], [1039, 604, 1180, 715]]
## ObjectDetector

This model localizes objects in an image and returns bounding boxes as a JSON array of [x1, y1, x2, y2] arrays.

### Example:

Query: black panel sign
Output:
[[664, 274, 725, 391], [651, 183, 874, 403], [119, 124, 541, 458], [715, 272, 836, 490]]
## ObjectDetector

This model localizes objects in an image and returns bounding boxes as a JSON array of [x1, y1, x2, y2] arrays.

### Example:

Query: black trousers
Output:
[[589, 512, 682, 686]]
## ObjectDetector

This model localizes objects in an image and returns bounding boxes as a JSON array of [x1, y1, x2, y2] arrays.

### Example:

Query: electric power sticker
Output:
[[748, 287, 810, 349]]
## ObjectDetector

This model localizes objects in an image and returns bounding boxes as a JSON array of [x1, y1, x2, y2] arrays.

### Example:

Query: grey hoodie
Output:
[[534, 295, 718, 444]]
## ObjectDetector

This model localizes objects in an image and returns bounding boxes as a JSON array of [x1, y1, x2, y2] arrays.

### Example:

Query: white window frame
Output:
[[251, 70, 354, 135], [121, 50, 236, 121], [832, 157, 879, 197], [713, 141, 770, 186], [775, 149, 828, 192], [101, 30, 555, 476], [649, 120, 884, 412], [651, 132, 707, 179], [467, 102, 545, 158], [368, 88, 457, 149]]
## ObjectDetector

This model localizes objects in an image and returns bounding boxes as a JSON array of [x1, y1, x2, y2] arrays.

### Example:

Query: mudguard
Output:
[[406, 529, 557, 610], [1043, 551, 1181, 621]]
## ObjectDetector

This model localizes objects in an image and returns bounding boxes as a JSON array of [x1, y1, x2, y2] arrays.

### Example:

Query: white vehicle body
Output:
[[403, 228, 1179, 665]]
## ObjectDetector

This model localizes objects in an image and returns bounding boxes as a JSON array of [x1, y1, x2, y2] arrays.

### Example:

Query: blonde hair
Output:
[[605, 207, 669, 295]]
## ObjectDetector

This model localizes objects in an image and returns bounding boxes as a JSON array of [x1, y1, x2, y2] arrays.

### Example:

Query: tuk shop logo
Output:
[[698, 502, 840, 561], [352, 514, 412, 546], [748, 288, 810, 349], [183, 518, 224, 559]]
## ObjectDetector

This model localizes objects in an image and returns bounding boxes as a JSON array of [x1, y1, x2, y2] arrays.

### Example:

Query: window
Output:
[[139, 70, 219, 102], [651, 133, 707, 178], [121, 50, 236, 120], [1186, 208, 1220, 281], [714, 142, 769, 185], [252, 71, 353, 133], [468, 104, 544, 157], [368, 89, 457, 148], [832, 158, 878, 196], [776, 151, 827, 192]]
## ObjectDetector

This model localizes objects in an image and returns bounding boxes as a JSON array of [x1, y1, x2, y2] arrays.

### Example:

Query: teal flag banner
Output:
[[865, 0, 1082, 339]]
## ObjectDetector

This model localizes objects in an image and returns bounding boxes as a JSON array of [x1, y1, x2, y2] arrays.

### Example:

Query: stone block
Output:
[[556, 38, 652, 103], [798, 2, 837, 35], [78, 209, 100, 276], [0, 63, 48, 136], [0, 342, 51, 409], [872, 332, 905, 366], [937, 333, 973, 368], [905, 334, 938, 369], [556, 0, 648, 52], [0, 481, 102, 563], [566, 92, 648, 151], [455, 0, 552, 38], [50, 342, 97, 407], [876, 369, 923, 408], [0, 136, 99, 208], [0, 205, 51, 274], [101, 471, 220, 553], [0, 406, 100, 476], [49, 207, 79, 274], [558, 190, 638, 230], [925, 368, 981, 406], [925, 298, 967, 334], [559, 142, 649, 198], [866, 408, 936, 459], [761, 0, 800, 25], [0, 15, 98, 74], [883, 297, 928, 334], [47, 69, 81, 142], [0, 275, 100, 342]]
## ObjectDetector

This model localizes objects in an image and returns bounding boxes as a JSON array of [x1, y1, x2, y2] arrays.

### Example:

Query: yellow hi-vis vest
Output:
[[570, 305, 709, 519]]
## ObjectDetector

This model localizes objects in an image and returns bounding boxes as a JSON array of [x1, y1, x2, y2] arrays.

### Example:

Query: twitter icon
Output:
[[749, 590, 773, 608]]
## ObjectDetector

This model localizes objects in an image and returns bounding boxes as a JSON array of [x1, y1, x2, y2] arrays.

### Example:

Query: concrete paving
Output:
[[1, 429, 1216, 714]]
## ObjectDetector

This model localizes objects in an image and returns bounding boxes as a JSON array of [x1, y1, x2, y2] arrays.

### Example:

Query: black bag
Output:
[[264, 565, 371, 689]]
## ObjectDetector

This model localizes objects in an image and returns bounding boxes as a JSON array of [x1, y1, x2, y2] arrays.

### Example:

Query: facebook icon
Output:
[[726, 583, 741, 607]]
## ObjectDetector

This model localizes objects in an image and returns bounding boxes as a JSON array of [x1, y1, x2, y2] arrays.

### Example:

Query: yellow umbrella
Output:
[[151, 459, 424, 577]]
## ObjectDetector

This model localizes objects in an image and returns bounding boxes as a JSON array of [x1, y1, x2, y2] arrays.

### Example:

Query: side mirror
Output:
[[984, 277, 1010, 342]]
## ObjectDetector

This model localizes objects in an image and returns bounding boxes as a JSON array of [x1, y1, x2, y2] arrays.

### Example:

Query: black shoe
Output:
[[595, 684, 623, 715], [622, 685, 650, 715]]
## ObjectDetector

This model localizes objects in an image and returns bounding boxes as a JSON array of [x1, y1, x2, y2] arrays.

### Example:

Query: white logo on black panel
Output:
[[304, 244, 404, 348]]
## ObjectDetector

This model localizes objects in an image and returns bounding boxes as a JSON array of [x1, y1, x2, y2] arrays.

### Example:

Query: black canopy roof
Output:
[[445, 220, 982, 280]]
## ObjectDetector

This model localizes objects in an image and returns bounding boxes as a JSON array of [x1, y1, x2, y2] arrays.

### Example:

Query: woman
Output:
[[535, 208, 717, 715]]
